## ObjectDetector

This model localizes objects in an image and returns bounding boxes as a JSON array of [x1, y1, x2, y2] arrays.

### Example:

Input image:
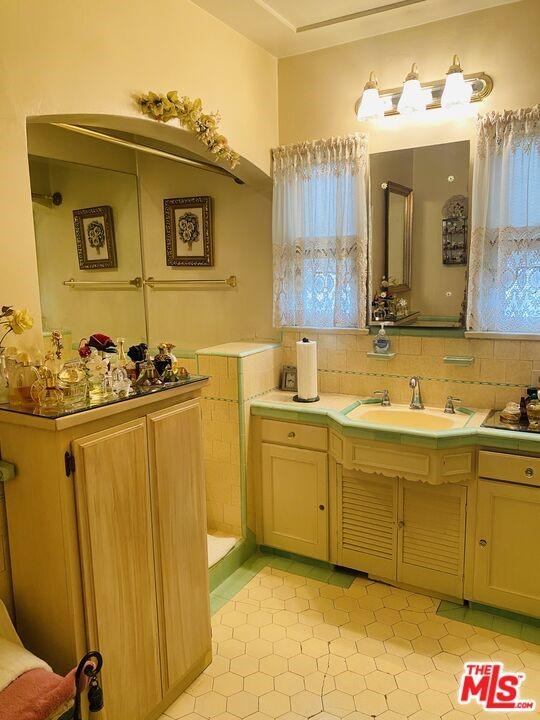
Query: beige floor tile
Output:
[[164, 566, 540, 720], [226, 691, 259, 718]]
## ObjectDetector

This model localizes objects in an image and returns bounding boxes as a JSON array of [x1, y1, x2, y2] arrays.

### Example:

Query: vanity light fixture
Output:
[[397, 63, 432, 115], [356, 71, 385, 120], [441, 55, 473, 109], [355, 61, 492, 120]]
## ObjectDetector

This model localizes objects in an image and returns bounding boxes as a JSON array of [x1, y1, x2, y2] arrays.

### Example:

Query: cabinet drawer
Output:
[[260, 419, 327, 451], [479, 451, 540, 487]]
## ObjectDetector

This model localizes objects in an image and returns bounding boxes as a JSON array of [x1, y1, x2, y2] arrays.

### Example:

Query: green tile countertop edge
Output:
[[250, 399, 540, 450]]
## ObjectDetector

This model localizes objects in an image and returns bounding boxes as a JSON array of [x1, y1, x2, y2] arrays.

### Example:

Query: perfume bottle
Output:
[[134, 352, 163, 392], [116, 337, 128, 368], [0, 353, 8, 404], [11, 353, 40, 407], [33, 367, 63, 411], [153, 344, 172, 376], [57, 360, 87, 407]]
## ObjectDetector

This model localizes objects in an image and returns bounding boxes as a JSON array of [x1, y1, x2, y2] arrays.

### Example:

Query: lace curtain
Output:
[[467, 105, 540, 333], [272, 134, 369, 328]]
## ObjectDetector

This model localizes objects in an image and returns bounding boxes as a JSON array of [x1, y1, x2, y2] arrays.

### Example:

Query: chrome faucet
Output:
[[444, 396, 461, 414], [409, 376, 424, 410], [373, 389, 391, 406]]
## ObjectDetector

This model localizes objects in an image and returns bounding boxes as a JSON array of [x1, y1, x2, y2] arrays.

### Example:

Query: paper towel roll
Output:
[[295, 338, 319, 402]]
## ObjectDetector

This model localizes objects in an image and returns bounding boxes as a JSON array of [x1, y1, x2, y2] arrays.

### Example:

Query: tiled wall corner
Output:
[[281, 331, 539, 409], [241, 346, 283, 535], [197, 353, 242, 537]]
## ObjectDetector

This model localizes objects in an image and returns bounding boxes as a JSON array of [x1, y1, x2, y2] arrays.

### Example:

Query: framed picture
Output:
[[73, 206, 117, 270], [164, 196, 213, 267], [280, 365, 298, 392]]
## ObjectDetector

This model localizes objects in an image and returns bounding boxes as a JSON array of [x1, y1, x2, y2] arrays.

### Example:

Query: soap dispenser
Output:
[[373, 324, 391, 354]]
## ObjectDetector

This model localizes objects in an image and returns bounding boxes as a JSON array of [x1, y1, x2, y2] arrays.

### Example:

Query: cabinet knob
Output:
[[288, 431, 296, 438], [398, 520, 405, 529], [479, 538, 487, 547], [525, 467, 534, 478], [319, 504, 325, 511]]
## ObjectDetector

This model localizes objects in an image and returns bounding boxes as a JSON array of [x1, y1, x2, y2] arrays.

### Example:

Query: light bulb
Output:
[[357, 72, 385, 120], [397, 63, 428, 115], [441, 55, 472, 109]]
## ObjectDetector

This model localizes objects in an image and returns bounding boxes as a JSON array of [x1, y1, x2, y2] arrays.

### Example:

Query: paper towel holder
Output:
[[293, 337, 320, 403]]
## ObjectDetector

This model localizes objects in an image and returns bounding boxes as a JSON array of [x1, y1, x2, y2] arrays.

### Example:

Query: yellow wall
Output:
[[278, 0, 540, 153], [0, 0, 278, 346]]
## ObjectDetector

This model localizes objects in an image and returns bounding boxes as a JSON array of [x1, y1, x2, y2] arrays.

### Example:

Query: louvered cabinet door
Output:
[[337, 468, 398, 580], [398, 480, 466, 598]]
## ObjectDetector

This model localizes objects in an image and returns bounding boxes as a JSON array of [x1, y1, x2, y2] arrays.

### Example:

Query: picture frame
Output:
[[73, 206, 117, 270], [164, 195, 213, 267], [280, 365, 298, 392]]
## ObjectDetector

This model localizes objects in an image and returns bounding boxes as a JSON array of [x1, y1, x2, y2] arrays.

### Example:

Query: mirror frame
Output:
[[384, 181, 413, 293]]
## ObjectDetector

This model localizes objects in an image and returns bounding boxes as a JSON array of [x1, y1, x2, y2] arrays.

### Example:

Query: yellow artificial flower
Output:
[[9, 308, 33, 334]]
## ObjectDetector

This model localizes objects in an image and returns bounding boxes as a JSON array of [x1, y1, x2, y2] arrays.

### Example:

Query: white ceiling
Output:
[[192, 0, 522, 57]]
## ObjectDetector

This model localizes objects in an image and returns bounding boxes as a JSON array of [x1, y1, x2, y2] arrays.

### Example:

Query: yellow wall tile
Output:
[[494, 340, 517, 359], [400, 337, 422, 356], [520, 341, 540, 362], [505, 360, 532, 385]]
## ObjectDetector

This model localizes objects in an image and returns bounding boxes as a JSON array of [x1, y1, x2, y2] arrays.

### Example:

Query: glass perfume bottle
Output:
[[57, 360, 88, 407], [0, 353, 9, 404], [134, 352, 163, 392], [33, 367, 63, 411], [11, 353, 39, 407]]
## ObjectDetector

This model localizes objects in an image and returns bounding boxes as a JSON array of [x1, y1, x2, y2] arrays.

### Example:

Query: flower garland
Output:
[[136, 91, 240, 169]]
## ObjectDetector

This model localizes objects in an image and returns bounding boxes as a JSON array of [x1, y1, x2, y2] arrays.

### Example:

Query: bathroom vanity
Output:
[[0, 378, 211, 720], [250, 392, 540, 619]]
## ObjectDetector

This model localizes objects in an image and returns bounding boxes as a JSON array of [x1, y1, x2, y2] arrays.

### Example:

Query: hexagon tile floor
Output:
[[162, 565, 540, 720]]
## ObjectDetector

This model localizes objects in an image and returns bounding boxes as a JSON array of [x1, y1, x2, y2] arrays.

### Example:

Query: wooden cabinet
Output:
[[261, 443, 328, 560], [0, 383, 211, 720], [147, 402, 211, 692], [336, 467, 467, 598], [474, 475, 540, 618], [73, 419, 162, 720]]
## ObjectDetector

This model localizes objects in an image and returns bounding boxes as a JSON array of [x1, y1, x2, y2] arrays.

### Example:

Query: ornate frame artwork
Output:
[[164, 196, 213, 267], [73, 206, 117, 270]]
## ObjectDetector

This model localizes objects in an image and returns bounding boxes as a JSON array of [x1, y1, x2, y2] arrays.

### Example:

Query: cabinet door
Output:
[[147, 400, 212, 692], [337, 468, 398, 580], [398, 480, 466, 598], [474, 479, 540, 617], [73, 419, 162, 720], [262, 443, 328, 560]]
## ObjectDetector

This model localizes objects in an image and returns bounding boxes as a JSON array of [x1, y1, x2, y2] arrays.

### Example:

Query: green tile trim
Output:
[[366, 352, 396, 359], [250, 399, 539, 450], [443, 356, 475, 366], [437, 600, 540, 645], [369, 326, 465, 338], [237, 356, 248, 536], [209, 548, 360, 614]]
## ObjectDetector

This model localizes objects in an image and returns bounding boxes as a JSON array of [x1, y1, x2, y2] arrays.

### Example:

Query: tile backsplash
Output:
[[281, 332, 540, 410]]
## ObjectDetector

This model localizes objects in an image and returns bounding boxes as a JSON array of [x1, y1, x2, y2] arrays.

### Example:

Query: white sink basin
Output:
[[346, 404, 471, 431]]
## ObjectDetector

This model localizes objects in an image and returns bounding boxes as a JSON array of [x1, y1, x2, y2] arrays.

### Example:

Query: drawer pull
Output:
[[479, 538, 487, 547], [525, 467, 534, 478], [287, 431, 296, 438], [319, 504, 325, 511]]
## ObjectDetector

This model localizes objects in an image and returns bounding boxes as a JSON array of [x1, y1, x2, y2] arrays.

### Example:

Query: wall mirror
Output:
[[385, 181, 413, 293], [370, 140, 470, 328], [29, 153, 147, 353]]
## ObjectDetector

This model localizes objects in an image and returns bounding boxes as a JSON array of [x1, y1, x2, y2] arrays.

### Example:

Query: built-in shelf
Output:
[[367, 352, 396, 360], [444, 355, 475, 366]]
